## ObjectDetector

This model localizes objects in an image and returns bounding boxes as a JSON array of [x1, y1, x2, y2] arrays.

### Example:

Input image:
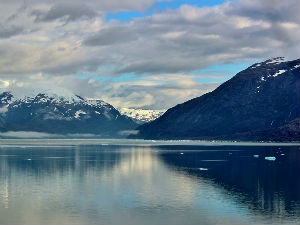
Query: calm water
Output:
[[0, 139, 299, 225]]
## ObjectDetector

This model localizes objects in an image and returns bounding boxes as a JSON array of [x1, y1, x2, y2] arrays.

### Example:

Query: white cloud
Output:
[[0, 80, 9, 88]]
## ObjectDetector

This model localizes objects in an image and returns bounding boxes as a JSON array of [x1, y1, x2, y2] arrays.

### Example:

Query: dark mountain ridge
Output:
[[132, 57, 300, 141]]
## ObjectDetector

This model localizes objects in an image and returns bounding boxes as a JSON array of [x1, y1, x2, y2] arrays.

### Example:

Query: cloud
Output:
[[81, 0, 299, 75], [96, 74, 220, 109], [0, 80, 9, 88], [0, 0, 167, 16], [1, 71, 220, 110], [32, 3, 98, 22], [1, 0, 299, 76], [84, 26, 137, 46], [0, 24, 23, 38], [228, 0, 300, 23]]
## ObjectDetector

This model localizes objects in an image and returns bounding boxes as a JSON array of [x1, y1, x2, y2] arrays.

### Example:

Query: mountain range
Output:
[[131, 57, 300, 141], [0, 92, 137, 138], [1, 57, 299, 141]]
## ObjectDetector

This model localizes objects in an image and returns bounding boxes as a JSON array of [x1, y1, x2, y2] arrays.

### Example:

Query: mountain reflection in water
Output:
[[0, 142, 299, 225]]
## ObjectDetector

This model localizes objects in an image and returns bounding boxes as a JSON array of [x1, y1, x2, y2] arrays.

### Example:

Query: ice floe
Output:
[[265, 156, 276, 161]]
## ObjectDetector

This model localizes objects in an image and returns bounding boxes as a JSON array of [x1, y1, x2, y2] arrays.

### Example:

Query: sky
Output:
[[0, 0, 299, 110]]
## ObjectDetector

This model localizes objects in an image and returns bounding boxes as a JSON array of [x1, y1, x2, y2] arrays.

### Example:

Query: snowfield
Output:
[[119, 108, 165, 123]]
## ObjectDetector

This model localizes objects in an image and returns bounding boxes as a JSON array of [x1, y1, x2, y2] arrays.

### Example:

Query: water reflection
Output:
[[0, 144, 299, 225], [159, 145, 300, 220]]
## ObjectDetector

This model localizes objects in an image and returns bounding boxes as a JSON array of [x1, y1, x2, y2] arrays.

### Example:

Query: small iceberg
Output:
[[180, 152, 184, 155], [281, 153, 285, 156], [27, 158, 32, 161], [253, 155, 259, 158], [265, 156, 276, 161], [199, 168, 208, 171]]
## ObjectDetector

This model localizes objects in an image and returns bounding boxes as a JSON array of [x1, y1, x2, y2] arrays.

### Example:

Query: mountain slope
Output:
[[132, 57, 300, 141], [0, 92, 137, 137], [119, 108, 165, 124]]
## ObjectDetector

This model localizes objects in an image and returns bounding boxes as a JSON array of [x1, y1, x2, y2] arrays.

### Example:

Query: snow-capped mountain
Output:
[[119, 108, 165, 124], [132, 57, 300, 141], [0, 92, 137, 137]]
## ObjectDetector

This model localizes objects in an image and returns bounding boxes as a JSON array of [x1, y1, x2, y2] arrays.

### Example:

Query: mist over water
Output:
[[0, 140, 299, 225]]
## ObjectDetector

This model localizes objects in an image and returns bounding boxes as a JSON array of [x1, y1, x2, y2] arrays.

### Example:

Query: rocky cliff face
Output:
[[133, 57, 300, 141], [0, 92, 137, 137]]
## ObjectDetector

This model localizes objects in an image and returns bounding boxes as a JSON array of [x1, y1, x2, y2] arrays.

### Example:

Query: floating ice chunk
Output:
[[253, 155, 259, 158], [199, 168, 208, 171], [27, 158, 32, 161], [265, 156, 276, 161], [180, 152, 184, 155], [281, 153, 285, 156], [260, 76, 265, 81]]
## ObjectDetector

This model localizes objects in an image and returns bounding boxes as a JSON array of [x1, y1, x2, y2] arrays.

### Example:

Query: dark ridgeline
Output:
[[0, 92, 137, 137], [132, 57, 300, 141]]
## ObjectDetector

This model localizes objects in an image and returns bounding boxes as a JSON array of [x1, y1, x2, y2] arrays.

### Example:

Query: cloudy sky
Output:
[[0, 0, 299, 110]]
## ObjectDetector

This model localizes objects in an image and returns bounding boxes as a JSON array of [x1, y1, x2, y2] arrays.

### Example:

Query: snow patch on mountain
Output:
[[265, 57, 286, 64], [87, 99, 109, 107], [272, 69, 286, 77], [293, 64, 300, 69], [251, 63, 261, 69], [74, 110, 87, 119], [119, 108, 165, 123]]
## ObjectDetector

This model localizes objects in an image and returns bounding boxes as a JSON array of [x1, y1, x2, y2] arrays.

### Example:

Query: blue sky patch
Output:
[[195, 60, 257, 83], [106, 0, 229, 22]]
